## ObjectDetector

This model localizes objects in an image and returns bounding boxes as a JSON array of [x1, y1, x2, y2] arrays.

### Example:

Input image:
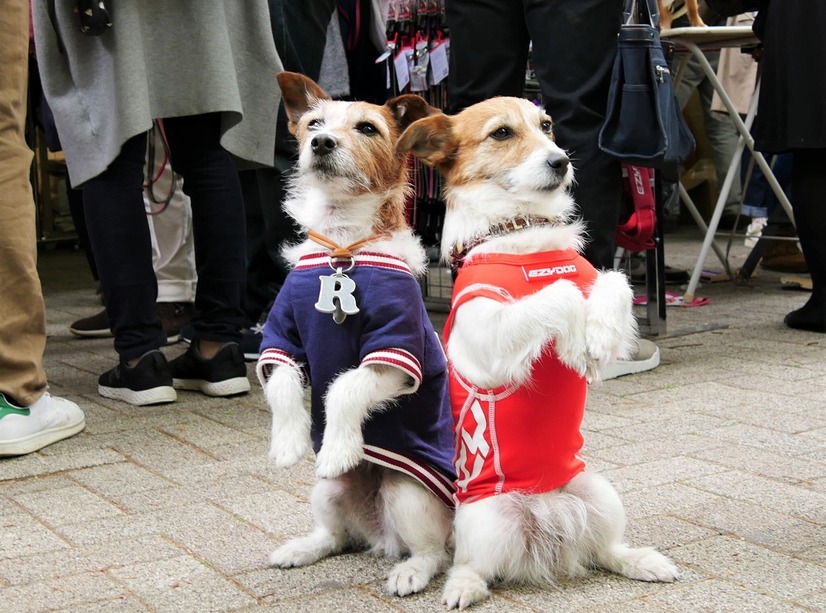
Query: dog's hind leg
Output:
[[442, 497, 514, 609], [269, 477, 352, 568], [564, 472, 680, 583], [381, 472, 452, 596]]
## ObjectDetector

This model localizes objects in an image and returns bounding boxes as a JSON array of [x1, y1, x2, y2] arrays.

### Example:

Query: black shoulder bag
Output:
[[599, 0, 695, 169]]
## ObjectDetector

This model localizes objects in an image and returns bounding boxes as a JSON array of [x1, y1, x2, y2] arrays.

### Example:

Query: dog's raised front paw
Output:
[[442, 568, 490, 610], [269, 436, 312, 468], [315, 439, 364, 479]]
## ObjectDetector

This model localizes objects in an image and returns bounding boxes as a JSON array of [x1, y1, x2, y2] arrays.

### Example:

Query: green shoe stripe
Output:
[[0, 393, 30, 418]]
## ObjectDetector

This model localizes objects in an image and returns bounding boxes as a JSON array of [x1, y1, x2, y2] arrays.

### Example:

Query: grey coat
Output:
[[32, 0, 284, 187]]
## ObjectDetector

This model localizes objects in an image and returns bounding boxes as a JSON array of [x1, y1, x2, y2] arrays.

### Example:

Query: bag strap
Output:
[[616, 165, 657, 253], [623, 0, 660, 28]]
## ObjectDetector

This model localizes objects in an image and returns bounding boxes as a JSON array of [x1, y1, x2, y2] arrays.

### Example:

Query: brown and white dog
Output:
[[256, 72, 455, 596], [398, 97, 679, 609]]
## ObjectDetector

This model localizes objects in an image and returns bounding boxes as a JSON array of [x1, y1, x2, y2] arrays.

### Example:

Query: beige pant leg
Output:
[[0, 0, 48, 405]]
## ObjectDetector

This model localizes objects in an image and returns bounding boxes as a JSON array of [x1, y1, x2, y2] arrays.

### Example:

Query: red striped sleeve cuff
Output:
[[256, 348, 302, 386], [362, 348, 422, 393]]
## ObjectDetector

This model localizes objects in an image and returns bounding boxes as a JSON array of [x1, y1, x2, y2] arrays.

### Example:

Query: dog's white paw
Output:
[[315, 438, 364, 479], [269, 538, 326, 568], [610, 546, 680, 583], [442, 570, 490, 610], [554, 330, 589, 377], [387, 557, 437, 596], [269, 435, 313, 468]]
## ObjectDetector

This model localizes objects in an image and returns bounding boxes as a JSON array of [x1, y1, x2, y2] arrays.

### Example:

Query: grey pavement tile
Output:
[[0, 511, 70, 562], [646, 579, 810, 613], [669, 535, 825, 601], [686, 469, 826, 524], [696, 402, 826, 437], [108, 555, 258, 612], [0, 534, 181, 586], [0, 572, 129, 613], [600, 412, 737, 445], [689, 443, 826, 485], [622, 515, 718, 552], [52, 501, 217, 546], [588, 435, 723, 468], [159, 502, 282, 576], [11, 483, 125, 527], [503, 572, 686, 612], [0, 448, 126, 481], [217, 489, 314, 541], [68, 461, 176, 496], [701, 422, 825, 457], [257, 587, 403, 613], [687, 497, 824, 555], [622, 482, 725, 519], [600, 457, 723, 494], [0, 474, 75, 495], [237, 554, 388, 603]]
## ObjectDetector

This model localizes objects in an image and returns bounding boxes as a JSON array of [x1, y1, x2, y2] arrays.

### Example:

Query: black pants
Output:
[[446, 0, 623, 269], [83, 114, 245, 361], [241, 0, 337, 326]]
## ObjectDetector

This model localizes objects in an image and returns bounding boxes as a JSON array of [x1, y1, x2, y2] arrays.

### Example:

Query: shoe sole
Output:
[[173, 377, 251, 397], [243, 352, 260, 362], [0, 418, 86, 456], [98, 385, 177, 406], [602, 346, 661, 381], [69, 328, 114, 338]]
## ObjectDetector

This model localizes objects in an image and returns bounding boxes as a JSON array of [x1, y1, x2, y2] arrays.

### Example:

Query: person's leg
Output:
[[0, 0, 48, 405], [445, 0, 530, 113], [240, 0, 337, 328], [82, 132, 164, 361], [527, 0, 623, 269], [163, 113, 250, 397], [784, 148, 826, 332], [162, 114, 246, 346], [0, 0, 84, 454]]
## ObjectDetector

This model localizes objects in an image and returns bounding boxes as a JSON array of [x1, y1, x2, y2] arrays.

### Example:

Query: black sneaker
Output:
[[98, 350, 177, 406], [168, 342, 251, 397], [240, 324, 264, 362]]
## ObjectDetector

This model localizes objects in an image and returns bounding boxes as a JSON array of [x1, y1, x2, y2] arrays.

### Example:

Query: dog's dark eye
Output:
[[357, 122, 378, 136], [307, 118, 321, 129], [491, 127, 513, 141], [540, 120, 552, 134]]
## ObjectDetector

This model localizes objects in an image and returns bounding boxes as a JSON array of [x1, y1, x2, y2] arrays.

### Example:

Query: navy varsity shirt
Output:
[[258, 251, 456, 507]]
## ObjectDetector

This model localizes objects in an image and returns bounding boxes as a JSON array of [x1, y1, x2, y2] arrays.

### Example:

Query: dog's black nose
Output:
[[547, 153, 569, 173], [311, 134, 337, 156]]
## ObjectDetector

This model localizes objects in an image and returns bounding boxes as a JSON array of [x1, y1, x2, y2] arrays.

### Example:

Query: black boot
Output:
[[784, 149, 826, 333]]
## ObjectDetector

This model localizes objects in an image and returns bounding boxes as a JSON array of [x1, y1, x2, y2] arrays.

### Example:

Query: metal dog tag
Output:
[[315, 268, 359, 324]]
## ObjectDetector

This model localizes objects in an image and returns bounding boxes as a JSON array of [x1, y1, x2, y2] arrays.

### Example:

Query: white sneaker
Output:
[[0, 392, 86, 456], [602, 338, 660, 380]]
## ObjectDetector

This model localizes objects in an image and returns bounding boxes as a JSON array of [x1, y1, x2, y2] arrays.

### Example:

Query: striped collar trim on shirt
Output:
[[295, 251, 414, 275]]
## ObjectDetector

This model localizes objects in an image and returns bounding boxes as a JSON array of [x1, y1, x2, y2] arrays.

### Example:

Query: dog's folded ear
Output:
[[397, 113, 456, 170], [276, 71, 331, 131], [385, 94, 440, 133]]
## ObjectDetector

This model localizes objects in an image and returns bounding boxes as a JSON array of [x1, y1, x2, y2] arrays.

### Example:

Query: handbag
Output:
[[599, 0, 695, 169]]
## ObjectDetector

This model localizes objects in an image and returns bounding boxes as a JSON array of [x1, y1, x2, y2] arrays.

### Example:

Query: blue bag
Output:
[[599, 0, 695, 169]]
